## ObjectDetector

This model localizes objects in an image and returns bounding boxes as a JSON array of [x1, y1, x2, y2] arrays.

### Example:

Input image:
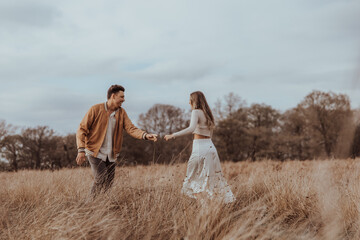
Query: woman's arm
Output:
[[172, 110, 199, 138]]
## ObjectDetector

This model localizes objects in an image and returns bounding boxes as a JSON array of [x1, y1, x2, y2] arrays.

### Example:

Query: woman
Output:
[[164, 91, 235, 204]]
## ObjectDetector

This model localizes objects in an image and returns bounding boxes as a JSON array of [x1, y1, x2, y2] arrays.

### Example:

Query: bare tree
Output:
[[62, 134, 78, 167], [298, 90, 352, 158], [2, 135, 22, 171], [277, 108, 314, 160], [213, 108, 249, 161], [138, 104, 187, 136], [213, 92, 246, 121], [0, 120, 19, 171], [136, 104, 191, 164], [20, 126, 55, 169], [0, 120, 13, 148], [246, 104, 280, 161]]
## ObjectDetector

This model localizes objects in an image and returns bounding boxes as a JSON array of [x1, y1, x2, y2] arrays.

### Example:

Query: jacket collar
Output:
[[104, 102, 120, 116]]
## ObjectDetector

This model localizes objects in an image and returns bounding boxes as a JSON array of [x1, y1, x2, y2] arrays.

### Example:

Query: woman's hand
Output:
[[164, 134, 175, 141]]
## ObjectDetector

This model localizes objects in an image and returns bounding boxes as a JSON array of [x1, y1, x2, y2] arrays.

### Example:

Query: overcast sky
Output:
[[0, 0, 359, 134]]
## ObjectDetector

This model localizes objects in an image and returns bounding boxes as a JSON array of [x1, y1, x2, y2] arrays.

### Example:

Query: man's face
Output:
[[112, 91, 125, 108]]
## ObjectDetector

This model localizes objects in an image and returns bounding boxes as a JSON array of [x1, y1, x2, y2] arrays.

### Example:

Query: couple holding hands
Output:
[[76, 85, 235, 204]]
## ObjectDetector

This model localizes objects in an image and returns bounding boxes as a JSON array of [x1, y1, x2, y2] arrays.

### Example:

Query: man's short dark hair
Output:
[[107, 85, 125, 99]]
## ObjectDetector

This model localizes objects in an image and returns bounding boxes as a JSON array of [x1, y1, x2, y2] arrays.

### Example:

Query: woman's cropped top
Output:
[[172, 109, 212, 138]]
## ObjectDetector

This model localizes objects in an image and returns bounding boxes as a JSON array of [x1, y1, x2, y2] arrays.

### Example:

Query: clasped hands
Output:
[[147, 133, 175, 141]]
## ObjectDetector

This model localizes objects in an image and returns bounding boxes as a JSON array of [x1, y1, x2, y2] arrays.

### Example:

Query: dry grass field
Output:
[[1, 159, 360, 240]]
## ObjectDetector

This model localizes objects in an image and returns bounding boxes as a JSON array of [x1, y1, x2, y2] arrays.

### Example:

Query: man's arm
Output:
[[123, 109, 157, 142], [76, 107, 95, 165]]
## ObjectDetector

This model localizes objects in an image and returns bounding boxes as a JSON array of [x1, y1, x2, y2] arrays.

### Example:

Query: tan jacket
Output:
[[76, 103, 145, 158]]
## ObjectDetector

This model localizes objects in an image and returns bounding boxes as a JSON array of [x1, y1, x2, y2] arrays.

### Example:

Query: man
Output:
[[76, 85, 157, 197]]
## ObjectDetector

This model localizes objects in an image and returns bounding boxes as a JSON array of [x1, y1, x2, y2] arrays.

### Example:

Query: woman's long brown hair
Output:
[[190, 91, 215, 129]]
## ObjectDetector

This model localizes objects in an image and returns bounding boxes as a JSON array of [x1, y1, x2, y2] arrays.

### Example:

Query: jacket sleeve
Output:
[[76, 107, 95, 149], [123, 109, 146, 139], [172, 110, 199, 138]]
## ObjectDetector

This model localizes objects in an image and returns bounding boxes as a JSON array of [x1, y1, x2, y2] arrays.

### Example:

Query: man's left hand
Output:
[[145, 133, 158, 142]]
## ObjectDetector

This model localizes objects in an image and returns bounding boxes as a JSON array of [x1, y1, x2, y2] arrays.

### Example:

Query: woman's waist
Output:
[[193, 137, 213, 144], [193, 133, 211, 139]]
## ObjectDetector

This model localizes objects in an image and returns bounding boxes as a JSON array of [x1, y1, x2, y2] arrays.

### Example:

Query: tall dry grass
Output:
[[1, 159, 360, 239]]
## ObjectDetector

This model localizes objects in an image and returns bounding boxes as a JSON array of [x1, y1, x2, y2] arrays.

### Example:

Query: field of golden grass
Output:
[[1, 159, 360, 239]]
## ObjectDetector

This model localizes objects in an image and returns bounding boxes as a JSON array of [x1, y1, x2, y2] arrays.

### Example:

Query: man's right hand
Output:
[[76, 152, 86, 165], [145, 133, 158, 142]]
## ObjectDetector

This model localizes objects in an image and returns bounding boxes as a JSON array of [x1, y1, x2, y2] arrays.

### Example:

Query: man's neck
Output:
[[106, 101, 117, 112]]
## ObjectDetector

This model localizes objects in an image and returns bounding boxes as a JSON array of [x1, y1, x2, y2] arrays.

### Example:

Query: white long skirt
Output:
[[181, 139, 236, 204]]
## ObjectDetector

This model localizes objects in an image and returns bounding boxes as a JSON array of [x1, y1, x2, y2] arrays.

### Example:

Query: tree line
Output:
[[1, 90, 360, 171]]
